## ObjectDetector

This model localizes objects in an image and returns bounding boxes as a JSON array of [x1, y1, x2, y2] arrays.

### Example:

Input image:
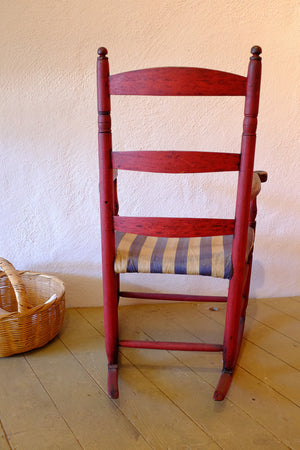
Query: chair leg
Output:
[[213, 314, 246, 400], [214, 257, 252, 401], [103, 270, 119, 399], [107, 364, 119, 399], [213, 369, 233, 401], [241, 254, 253, 319]]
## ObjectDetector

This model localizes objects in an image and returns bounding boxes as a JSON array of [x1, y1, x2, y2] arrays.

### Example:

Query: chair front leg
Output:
[[103, 264, 119, 399]]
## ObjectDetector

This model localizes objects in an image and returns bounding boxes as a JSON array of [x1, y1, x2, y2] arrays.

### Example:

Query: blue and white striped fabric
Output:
[[114, 229, 254, 280]]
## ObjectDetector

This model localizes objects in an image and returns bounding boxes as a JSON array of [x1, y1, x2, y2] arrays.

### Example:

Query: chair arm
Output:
[[255, 170, 268, 183], [251, 171, 268, 200], [113, 169, 118, 181]]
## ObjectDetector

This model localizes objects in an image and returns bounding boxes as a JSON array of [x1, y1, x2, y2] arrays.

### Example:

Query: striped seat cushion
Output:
[[114, 228, 254, 280]]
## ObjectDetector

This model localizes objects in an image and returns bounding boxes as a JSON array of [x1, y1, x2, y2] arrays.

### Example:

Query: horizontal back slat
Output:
[[114, 216, 235, 237], [112, 151, 240, 173], [109, 68, 247, 96]]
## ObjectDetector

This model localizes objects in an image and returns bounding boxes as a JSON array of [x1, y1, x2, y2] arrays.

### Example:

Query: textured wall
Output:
[[1, 0, 299, 306]]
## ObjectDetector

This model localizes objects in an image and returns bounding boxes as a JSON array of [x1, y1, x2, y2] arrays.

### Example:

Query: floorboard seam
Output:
[[75, 308, 221, 448], [61, 311, 153, 449], [242, 335, 299, 371], [259, 298, 300, 319], [246, 312, 299, 343], [239, 365, 300, 408], [24, 354, 84, 449], [75, 306, 299, 447], [0, 418, 13, 449], [119, 346, 223, 450]]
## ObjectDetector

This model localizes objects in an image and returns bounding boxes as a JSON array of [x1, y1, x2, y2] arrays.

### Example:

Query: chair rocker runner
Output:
[[97, 46, 267, 400]]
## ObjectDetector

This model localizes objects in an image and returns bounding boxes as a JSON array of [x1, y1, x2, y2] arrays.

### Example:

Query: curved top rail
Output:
[[112, 151, 240, 174], [109, 67, 247, 96]]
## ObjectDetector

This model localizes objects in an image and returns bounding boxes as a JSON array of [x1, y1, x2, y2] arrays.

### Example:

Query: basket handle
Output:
[[0, 258, 31, 313]]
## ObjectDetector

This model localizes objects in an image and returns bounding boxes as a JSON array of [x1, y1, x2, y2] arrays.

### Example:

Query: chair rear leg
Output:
[[103, 270, 119, 399], [241, 254, 253, 319], [214, 257, 252, 401]]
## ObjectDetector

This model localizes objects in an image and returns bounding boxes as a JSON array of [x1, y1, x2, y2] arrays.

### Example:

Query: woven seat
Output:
[[114, 229, 254, 279]]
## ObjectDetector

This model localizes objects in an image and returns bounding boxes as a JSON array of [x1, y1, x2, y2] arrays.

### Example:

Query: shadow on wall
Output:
[[250, 259, 265, 298], [38, 271, 103, 308]]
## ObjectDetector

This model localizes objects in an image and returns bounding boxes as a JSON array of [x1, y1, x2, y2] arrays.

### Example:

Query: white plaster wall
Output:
[[1, 0, 299, 306]]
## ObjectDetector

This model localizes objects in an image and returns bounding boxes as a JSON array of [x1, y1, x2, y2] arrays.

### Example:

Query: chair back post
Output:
[[97, 45, 266, 401], [232, 46, 262, 276], [224, 46, 262, 367], [97, 46, 114, 264], [97, 47, 119, 358]]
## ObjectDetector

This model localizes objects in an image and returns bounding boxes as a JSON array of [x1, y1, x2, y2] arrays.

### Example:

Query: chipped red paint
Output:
[[97, 45, 266, 400]]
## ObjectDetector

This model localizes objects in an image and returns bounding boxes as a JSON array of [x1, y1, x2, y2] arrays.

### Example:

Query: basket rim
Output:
[[0, 270, 65, 287], [0, 295, 65, 320], [0, 270, 65, 320]]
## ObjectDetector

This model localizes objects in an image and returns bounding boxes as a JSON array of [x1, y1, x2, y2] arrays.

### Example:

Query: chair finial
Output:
[[98, 47, 108, 59], [250, 46, 262, 60]]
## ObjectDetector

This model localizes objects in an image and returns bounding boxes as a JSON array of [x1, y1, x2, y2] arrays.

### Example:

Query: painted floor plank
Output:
[[118, 304, 298, 449], [244, 316, 299, 370], [64, 309, 220, 450], [122, 345, 287, 450], [246, 300, 300, 342], [80, 306, 293, 450], [238, 339, 300, 404], [0, 422, 10, 450], [259, 297, 300, 321], [195, 302, 300, 404], [0, 354, 80, 450], [197, 300, 299, 369], [0, 300, 298, 450], [172, 302, 300, 448], [26, 323, 149, 450], [225, 365, 300, 450]]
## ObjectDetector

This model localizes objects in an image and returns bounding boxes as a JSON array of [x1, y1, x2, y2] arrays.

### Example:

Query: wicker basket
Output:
[[0, 258, 65, 357]]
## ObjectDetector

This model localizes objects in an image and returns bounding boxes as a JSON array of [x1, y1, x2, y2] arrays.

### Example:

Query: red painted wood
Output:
[[107, 364, 119, 399], [241, 260, 250, 297], [97, 47, 119, 398], [112, 151, 240, 173], [249, 198, 257, 229], [241, 258, 252, 318], [214, 308, 247, 400], [119, 291, 227, 302], [213, 370, 233, 401], [113, 216, 235, 237], [113, 179, 119, 215], [109, 67, 247, 96], [98, 46, 265, 401], [223, 46, 262, 372], [119, 340, 223, 352], [255, 170, 268, 183]]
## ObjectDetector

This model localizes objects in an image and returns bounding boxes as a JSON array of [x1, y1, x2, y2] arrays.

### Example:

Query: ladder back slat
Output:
[[113, 217, 235, 237], [109, 68, 247, 96], [112, 151, 240, 173]]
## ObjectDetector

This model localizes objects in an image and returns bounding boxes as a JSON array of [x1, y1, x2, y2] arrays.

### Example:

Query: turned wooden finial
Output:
[[98, 47, 108, 59], [250, 46, 262, 60]]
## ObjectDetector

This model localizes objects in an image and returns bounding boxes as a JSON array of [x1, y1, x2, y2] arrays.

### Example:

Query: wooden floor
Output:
[[0, 297, 299, 449]]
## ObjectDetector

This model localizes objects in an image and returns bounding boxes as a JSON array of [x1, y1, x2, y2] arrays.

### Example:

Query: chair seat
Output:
[[114, 228, 254, 280]]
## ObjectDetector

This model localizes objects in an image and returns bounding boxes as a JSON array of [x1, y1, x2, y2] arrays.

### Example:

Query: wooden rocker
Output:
[[97, 46, 267, 400]]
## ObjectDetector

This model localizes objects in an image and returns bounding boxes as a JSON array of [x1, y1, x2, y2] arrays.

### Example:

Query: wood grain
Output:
[[113, 216, 235, 237], [0, 299, 298, 449], [98, 46, 265, 400], [112, 151, 240, 173], [80, 301, 299, 449], [109, 67, 247, 96]]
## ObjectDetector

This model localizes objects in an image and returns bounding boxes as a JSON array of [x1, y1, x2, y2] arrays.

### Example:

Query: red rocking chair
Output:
[[97, 46, 267, 400]]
